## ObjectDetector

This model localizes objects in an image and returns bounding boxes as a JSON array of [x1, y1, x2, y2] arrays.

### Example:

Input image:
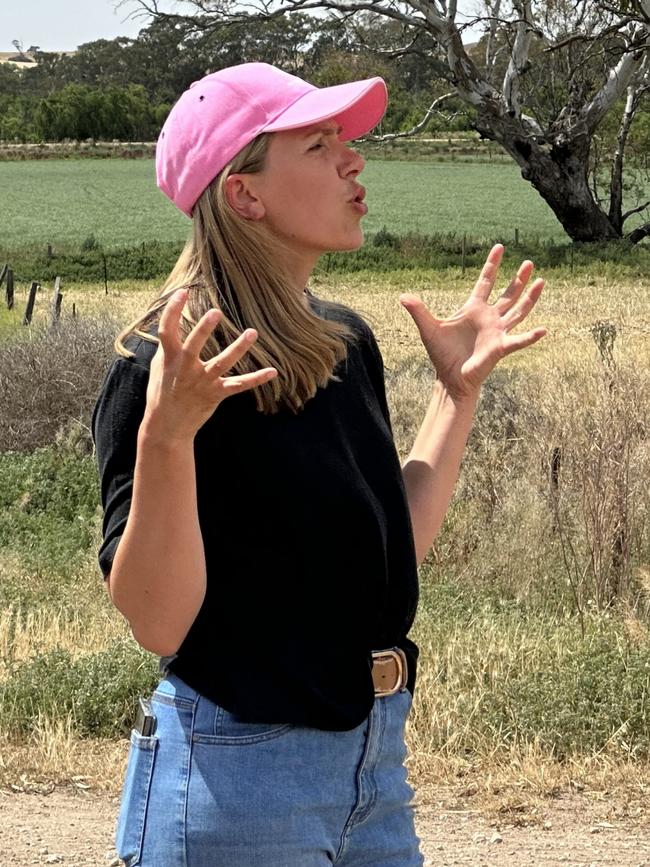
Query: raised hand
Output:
[[143, 288, 278, 442], [399, 244, 546, 402]]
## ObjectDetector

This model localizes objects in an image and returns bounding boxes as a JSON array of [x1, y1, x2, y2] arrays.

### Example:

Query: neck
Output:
[[281, 248, 319, 298]]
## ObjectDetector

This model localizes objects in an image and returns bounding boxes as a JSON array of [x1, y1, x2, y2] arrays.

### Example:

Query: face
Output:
[[230, 121, 367, 266]]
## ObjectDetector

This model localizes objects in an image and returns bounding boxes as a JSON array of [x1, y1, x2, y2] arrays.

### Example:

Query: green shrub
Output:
[[413, 582, 650, 759], [0, 642, 159, 738], [0, 444, 100, 583], [477, 629, 650, 757], [2, 233, 649, 286]]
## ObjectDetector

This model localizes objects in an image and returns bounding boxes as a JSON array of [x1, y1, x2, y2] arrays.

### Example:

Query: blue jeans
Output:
[[116, 673, 424, 866]]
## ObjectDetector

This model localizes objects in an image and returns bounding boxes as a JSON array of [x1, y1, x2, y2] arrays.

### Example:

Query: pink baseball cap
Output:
[[156, 62, 387, 217]]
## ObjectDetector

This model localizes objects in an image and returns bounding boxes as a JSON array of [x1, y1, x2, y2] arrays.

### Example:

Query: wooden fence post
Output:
[[23, 281, 38, 325], [50, 276, 62, 327], [6, 268, 14, 310], [47, 244, 53, 261], [103, 254, 108, 295]]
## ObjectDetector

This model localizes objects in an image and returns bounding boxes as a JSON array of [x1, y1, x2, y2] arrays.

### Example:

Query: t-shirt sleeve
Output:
[[91, 354, 151, 579]]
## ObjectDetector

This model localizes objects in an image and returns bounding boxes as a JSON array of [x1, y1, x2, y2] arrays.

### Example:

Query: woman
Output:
[[93, 62, 546, 867]]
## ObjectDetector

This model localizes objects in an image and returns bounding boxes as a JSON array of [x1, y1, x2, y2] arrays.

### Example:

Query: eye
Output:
[[308, 141, 325, 151]]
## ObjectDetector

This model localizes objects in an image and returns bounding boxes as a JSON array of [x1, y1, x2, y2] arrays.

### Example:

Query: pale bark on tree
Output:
[[122, 0, 650, 243]]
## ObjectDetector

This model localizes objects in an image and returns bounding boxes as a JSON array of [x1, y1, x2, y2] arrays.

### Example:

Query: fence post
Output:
[[514, 227, 519, 246], [6, 268, 14, 310], [47, 244, 53, 261], [50, 276, 63, 327], [23, 281, 38, 325]]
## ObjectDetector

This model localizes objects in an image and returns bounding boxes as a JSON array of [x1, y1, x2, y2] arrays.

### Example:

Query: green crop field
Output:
[[0, 158, 577, 251]]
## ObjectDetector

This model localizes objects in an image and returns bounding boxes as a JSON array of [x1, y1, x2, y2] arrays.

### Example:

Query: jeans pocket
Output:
[[193, 701, 294, 745], [115, 731, 158, 867]]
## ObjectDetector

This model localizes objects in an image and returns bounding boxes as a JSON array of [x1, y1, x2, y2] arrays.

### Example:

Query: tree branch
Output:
[[622, 200, 650, 223], [627, 220, 650, 243], [359, 91, 456, 141], [502, 0, 535, 118], [543, 18, 634, 53], [581, 23, 650, 132], [609, 85, 639, 230], [484, 0, 503, 82]]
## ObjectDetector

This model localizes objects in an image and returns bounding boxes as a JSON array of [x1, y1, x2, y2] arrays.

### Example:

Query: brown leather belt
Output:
[[371, 648, 408, 697]]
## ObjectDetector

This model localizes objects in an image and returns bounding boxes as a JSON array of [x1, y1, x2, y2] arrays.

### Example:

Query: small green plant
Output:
[[80, 233, 100, 252], [590, 319, 617, 368], [0, 642, 158, 738]]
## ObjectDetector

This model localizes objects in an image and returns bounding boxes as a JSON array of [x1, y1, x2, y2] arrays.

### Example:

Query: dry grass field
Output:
[[2, 263, 650, 824]]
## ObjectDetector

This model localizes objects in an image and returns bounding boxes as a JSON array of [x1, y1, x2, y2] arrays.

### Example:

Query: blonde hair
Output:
[[116, 133, 355, 414]]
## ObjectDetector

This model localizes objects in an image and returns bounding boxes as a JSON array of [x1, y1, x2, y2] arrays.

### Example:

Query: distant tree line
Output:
[[0, 14, 474, 143]]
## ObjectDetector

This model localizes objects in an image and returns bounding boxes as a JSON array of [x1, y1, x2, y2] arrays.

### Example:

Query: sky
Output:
[[1, 0, 484, 53]]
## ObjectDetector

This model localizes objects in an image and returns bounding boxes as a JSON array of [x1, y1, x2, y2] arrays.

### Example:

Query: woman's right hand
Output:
[[142, 288, 277, 443]]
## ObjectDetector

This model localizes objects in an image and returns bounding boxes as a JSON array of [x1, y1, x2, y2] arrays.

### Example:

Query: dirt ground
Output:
[[1, 787, 650, 866]]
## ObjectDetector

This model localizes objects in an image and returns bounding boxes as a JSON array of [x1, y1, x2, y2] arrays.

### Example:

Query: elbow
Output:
[[106, 574, 184, 658], [130, 623, 181, 658]]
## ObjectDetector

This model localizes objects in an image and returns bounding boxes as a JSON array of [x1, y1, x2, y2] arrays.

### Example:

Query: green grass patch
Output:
[[0, 642, 158, 738], [2, 232, 649, 293], [412, 580, 650, 759], [0, 158, 573, 250], [0, 446, 100, 590], [2, 158, 648, 255]]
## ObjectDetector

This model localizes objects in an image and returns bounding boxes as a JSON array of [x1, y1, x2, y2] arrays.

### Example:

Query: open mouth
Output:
[[349, 186, 367, 213]]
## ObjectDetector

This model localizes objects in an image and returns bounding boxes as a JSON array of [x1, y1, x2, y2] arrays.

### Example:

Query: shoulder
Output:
[[308, 294, 376, 344], [121, 329, 158, 372], [93, 331, 157, 417]]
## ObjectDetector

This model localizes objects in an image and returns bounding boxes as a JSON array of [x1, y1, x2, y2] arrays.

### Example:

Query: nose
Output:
[[339, 144, 365, 178]]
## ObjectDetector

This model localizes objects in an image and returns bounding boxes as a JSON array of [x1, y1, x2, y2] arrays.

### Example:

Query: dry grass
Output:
[[0, 604, 129, 676], [411, 747, 650, 822], [0, 727, 128, 793], [3, 267, 650, 807]]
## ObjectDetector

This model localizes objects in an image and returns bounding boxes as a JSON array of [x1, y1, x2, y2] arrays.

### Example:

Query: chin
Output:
[[331, 230, 365, 253]]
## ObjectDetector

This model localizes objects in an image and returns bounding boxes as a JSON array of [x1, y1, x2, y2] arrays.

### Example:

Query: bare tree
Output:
[[120, 0, 650, 243]]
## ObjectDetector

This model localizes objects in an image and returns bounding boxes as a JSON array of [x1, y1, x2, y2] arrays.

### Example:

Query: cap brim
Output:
[[263, 77, 387, 141]]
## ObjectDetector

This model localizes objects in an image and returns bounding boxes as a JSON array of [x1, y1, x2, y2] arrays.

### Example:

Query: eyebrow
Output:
[[301, 124, 343, 138]]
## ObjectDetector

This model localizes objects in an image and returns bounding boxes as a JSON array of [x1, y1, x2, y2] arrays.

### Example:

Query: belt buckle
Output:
[[371, 647, 407, 698]]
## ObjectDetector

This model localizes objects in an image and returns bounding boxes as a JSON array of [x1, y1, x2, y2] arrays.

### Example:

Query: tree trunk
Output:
[[474, 113, 622, 243]]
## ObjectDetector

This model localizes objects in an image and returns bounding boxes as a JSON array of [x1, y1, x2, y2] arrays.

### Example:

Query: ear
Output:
[[225, 174, 266, 221]]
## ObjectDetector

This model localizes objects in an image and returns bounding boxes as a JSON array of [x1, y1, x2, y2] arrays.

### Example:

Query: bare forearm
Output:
[[108, 423, 206, 656], [402, 382, 478, 565]]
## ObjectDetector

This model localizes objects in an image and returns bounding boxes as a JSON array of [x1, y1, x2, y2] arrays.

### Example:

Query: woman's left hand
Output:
[[399, 244, 546, 402]]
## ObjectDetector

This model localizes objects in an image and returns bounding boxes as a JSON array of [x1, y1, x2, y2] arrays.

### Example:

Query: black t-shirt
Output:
[[92, 294, 419, 731]]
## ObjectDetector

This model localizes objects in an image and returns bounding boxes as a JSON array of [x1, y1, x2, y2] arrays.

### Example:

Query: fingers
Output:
[[205, 328, 259, 376], [494, 260, 535, 313], [399, 293, 442, 337], [207, 329, 279, 396], [183, 308, 223, 357], [502, 278, 545, 331], [221, 367, 278, 395], [157, 289, 188, 357], [502, 326, 547, 356], [470, 243, 504, 302]]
